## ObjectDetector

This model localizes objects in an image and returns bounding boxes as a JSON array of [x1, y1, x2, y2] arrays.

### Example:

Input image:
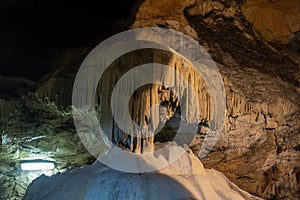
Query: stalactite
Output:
[[96, 48, 211, 153]]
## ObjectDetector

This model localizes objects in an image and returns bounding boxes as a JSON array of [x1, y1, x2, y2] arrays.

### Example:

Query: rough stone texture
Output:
[[35, 47, 91, 106], [0, 94, 94, 199], [132, 0, 199, 40], [131, 0, 300, 199], [241, 0, 300, 67], [241, 0, 300, 45]]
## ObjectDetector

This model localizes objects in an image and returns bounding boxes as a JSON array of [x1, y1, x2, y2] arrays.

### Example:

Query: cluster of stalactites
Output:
[[96, 49, 211, 154]]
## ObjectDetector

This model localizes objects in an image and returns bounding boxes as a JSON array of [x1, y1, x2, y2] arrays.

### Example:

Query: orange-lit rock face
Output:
[[134, 0, 194, 26], [241, 0, 300, 44], [130, 0, 300, 199]]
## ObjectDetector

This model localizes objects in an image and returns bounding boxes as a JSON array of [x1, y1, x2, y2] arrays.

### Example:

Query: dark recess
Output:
[[0, 0, 138, 80]]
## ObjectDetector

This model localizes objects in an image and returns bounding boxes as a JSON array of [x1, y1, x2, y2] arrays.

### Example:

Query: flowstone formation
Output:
[[23, 146, 261, 200]]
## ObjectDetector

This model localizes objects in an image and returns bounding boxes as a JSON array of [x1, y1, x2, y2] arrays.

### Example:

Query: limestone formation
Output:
[[95, 49, 211, 154], [23, 148, 261, 200]]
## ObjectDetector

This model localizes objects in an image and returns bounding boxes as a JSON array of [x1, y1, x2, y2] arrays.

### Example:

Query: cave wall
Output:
[[241, 0, 300, 66], [241, 0, 300, 45], [0, 94, 95, 199], [183, 1, 299, 198]]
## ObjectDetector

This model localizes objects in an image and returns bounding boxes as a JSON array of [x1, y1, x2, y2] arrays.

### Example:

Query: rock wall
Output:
[[240, 0, 300, 67], [129, 0, 300, 198], [241, 0, 300, 45], [0, 94, 94, 199]]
